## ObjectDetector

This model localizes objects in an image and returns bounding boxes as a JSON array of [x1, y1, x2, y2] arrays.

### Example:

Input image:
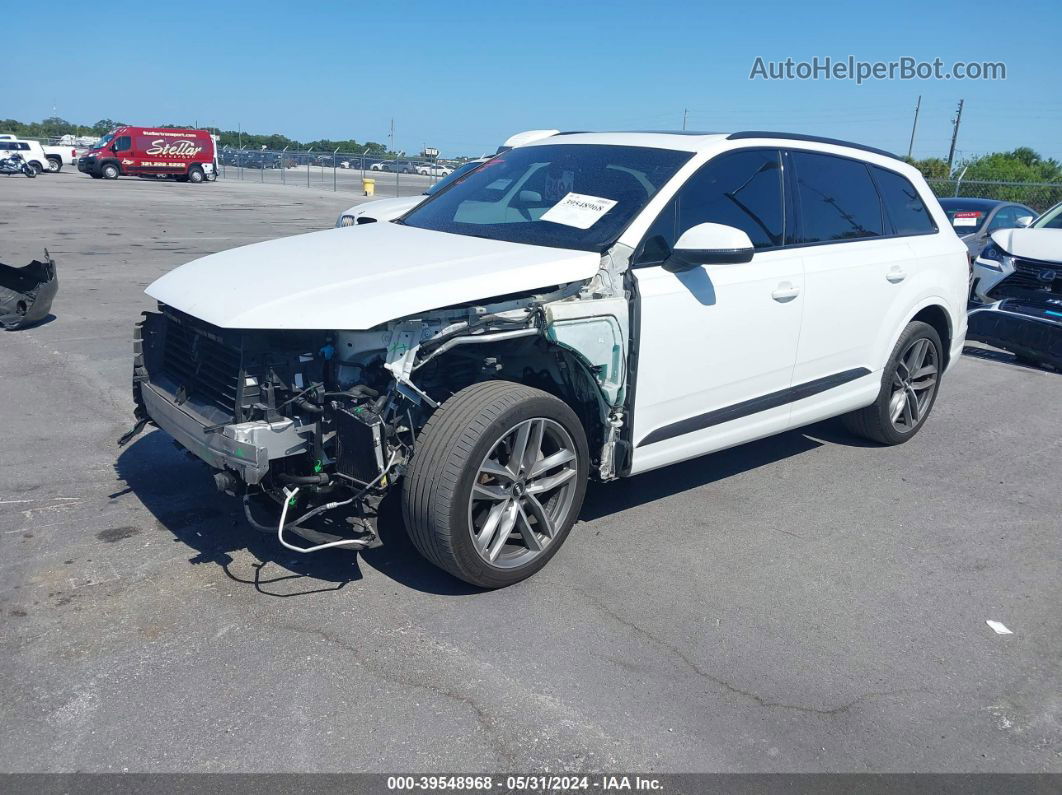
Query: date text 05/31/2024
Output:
[[386, 776, 664, 791]]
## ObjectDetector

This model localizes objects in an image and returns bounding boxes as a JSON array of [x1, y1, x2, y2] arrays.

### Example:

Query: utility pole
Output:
[[388, 118, 395, 155], [946, 99, 964, 172], [682, 108, 688, 131], [906, 95, 921, 159]]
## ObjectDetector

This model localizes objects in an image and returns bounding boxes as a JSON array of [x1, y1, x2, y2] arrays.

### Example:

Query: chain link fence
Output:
[[926, 178, 1062, 212], [216, 147, 1062, 212], [215, 148, 460, 198]]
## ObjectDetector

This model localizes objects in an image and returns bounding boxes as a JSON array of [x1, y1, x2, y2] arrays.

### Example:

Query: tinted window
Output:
[[792, 151, 883, 243], [0, 142, 10, 150], [988, 205, 1021, 231], [114, 136, 131, 152], [636, 149, 784, 264], [871, 166, 936, 235], [424, 159, 484, 195]]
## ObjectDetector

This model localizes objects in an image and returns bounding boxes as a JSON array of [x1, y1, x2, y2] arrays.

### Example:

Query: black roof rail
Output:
[[726, 131, 901, 161]]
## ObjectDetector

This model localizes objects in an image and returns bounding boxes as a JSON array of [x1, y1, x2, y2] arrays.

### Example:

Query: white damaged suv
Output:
[[124, 131, 968, 588]]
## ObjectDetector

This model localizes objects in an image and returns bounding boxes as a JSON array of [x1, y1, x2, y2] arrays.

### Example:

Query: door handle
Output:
[[771, 283, 801, 302], [886, 268, 907, 283]]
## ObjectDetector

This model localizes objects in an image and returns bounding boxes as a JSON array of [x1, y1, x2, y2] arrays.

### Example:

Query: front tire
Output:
[[842, 321, 943, 445], [403, 381, 589, 588], [101, 163, 120, 180]]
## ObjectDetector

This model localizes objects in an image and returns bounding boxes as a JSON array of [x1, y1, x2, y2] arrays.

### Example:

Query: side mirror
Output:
[[1016, 216, 1033, 228], [664, 223, 755, 272]]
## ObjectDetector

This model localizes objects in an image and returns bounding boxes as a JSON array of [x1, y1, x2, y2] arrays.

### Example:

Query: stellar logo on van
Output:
[[145, 139, 204, 158]]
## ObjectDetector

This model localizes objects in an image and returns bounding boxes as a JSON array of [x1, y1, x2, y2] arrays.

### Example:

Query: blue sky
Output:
[[15, 0, 1061, 161]]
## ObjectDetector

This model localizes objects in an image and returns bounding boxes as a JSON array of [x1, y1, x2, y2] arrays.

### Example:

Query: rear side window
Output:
[[791, 151, 883, 243], [636, 148, 784, 264], [988, 205, 1020, 231], [871, 166, 936, 235]]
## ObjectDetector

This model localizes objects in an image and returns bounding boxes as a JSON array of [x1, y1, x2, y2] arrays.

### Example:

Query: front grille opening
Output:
[[987, 257, 1062, 301], [161, 318, 244, 418]]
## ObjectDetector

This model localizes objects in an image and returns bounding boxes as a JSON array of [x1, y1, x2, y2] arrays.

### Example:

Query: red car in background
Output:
[[78, 126, 217, 183]]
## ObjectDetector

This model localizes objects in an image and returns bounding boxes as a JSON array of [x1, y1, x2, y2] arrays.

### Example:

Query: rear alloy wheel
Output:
[[842, 321, 943, 445], [46, 156, 62, 173], [403, 381, 588, 588], [101, 163, 119, 180], [188, 166, 205, 183]]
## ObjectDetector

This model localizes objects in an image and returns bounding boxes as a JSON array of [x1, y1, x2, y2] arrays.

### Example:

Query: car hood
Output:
[[991, 228, 1062, 262], [340, 195, 424, 222], [146, 222, 600, 330]]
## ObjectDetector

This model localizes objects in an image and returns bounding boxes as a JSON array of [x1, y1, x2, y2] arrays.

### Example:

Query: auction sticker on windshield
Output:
[[952, 211, 982, 227], [541, 192, 618, 229]]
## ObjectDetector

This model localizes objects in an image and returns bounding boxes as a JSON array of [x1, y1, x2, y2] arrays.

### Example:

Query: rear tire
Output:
[[46, 156, 62, 173], [842, 321, 943, 445], [403, 381, 589, 589], [101, 163, 120, 180], [28, 161, 44, 175], [187, 166, 204, 183]]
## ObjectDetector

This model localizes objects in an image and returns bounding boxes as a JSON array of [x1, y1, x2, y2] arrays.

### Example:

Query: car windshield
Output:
[[424, 160, 484, 195], [95, 132, 116, 150], [940, 202, 989, 233], [401, 143, 692, 252], [1033, 203, 1062, 229]]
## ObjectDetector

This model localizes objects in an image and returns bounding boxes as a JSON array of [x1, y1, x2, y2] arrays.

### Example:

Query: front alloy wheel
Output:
[[468, 417, 579, 568], [403, 381, 589, 588]]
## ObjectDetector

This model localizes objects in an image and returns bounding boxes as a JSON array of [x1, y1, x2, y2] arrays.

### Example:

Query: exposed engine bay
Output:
[[122, 273, 632, 552]]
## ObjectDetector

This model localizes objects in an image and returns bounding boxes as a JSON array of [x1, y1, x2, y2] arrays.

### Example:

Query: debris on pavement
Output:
[[0, 252, 58, 330]]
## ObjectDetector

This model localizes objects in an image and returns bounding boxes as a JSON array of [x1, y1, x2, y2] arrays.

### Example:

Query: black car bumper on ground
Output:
[[967, 298, 1062, 369]]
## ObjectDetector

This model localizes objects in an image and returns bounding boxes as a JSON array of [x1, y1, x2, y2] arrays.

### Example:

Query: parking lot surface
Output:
[[1, 172, 1059, 773]]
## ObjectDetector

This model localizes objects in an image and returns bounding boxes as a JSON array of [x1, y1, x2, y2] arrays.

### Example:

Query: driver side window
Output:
[[635, 148, 785, 266], [114, 136, 131, 152]]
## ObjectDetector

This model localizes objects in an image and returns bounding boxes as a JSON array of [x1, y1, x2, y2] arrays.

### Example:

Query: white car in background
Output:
[[0, 136, 51, 174], [416, 163, 454, 176], [970, 201, 1062, 304], [335, 130, 560, 227], [336, 158, 488, 226], [968, 202, 1062, 368]]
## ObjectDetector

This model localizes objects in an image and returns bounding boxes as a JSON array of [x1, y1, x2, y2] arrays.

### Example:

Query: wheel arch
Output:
[[877, 296, 955, 374], [909, 304, 953, 368], [421, 336, 614, 469]]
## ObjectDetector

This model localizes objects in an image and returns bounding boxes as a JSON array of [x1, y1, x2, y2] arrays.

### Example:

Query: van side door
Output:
[[628, 148, 805, 474]]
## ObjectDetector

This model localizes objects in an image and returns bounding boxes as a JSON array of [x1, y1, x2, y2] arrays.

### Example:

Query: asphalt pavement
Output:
[[1, 171, 1059, 773]]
